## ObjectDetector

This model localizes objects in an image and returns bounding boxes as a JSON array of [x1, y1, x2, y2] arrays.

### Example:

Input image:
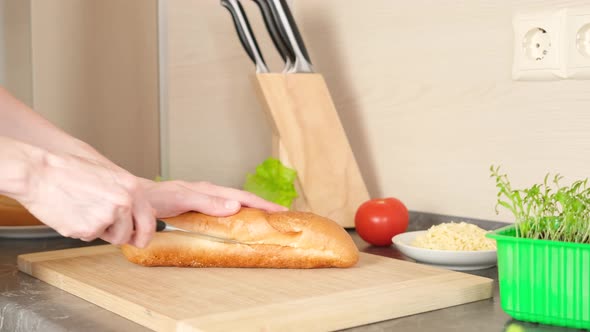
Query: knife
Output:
[[265, 0, 295, 71], [221, 0, 269, 73], [156, 219, 244, 244], [251, 0, 294, 72], [269, 0, 314, 73]]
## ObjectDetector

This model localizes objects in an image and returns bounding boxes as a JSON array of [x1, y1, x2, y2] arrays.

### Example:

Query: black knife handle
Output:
[[220, 0, 268, 72], [252, 0, 294, 64], [221, 0, 255, 63], [156, 219, 166, 232], [277, 0, 311, 64], [266, 0, 294, 62]]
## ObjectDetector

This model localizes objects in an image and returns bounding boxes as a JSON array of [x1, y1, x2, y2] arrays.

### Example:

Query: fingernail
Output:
[[224, 200, 240, 210]]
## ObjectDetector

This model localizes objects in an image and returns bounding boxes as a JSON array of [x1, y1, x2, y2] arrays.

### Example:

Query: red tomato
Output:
[[355, 197, 409, 246]]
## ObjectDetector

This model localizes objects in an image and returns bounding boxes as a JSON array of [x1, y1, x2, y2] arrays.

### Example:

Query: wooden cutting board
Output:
[[18, 246, 493, 332]]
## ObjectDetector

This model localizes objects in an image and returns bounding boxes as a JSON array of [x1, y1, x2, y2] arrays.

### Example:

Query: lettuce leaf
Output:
[[154, 175, 166, 182], [243, 157, 298, 208]]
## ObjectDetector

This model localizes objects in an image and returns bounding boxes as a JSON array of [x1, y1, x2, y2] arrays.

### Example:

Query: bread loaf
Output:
[[0, 195, 44, 226], [121, 208, 359, 268]]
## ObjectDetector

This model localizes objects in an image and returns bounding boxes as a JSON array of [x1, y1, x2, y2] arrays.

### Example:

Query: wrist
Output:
[[0, 137, 49, 200], [69, 139, 110, 163]]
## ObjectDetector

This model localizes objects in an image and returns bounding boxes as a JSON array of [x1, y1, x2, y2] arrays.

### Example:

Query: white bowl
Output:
[[392, 231, 497, 271]]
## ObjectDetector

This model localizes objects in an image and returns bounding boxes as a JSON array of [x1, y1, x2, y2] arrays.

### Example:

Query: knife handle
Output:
[[221, 0, 269, 73], [266, 0, 294, 68], [221, 0, 254, 62], [252, 0, 294, 69], [156, 219, 167, 232], [277, 0, 311, 63], [270, 0, 313, 73]]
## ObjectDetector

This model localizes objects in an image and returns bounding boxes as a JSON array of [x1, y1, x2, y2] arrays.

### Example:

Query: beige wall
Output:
[[0, 0, 33, 106], [295, 0, 590, 223], [164, 0, 590, 222], [163, 0, 280, 187], [8, 0, 161, 179]]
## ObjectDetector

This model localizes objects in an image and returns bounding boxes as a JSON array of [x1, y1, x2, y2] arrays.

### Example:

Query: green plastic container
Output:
[[487, 226, 590, 329]]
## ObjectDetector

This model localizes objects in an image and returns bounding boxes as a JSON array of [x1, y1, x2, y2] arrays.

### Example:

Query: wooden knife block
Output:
[[252, 73, 369, 228]]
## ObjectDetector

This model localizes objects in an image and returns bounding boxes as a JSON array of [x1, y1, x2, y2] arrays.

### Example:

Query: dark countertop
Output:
[[0, 212, 578, 332]]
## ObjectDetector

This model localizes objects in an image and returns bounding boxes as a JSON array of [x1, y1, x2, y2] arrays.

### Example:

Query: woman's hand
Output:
[[139, 179, 287, 218], [0, 88, 287, 248], [15, 151, 156, 248]]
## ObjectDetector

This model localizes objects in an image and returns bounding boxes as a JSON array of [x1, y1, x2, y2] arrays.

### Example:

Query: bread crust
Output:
[[0, 195, 44, 226], [121, 208, 359, 268]]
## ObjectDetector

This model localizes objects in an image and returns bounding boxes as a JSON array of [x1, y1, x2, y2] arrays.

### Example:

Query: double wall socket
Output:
[[512, 7, 590, 80], [566, 9, 590, 78]]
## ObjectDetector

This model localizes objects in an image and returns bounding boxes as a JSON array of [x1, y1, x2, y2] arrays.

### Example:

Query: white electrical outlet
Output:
[[564, 7, 590, 79], [512, 10, 567, 80]]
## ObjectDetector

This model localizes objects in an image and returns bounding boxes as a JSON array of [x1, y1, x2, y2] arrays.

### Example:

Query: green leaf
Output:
[[243, 157, 298, 208], [154, 175, 166, 182], [497, 200, 516, 215]]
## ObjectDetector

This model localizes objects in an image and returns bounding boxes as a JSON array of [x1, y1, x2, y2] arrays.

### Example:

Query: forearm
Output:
[[0, 136, 46, 199], [0, 135, 155, 247], [0, 86, 110, 164]]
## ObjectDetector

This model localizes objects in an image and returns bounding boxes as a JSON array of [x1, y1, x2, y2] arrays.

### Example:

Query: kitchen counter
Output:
[[0, 213, 578, 332]]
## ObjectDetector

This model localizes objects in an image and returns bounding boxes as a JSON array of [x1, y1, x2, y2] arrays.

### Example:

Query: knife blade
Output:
[[156, 219, 245, 244], [269, 0, 314, 73], [221, 0, 269, 73], [251, 0, 294, 72]]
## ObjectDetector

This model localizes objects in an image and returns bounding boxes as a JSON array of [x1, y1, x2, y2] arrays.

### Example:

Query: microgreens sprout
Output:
[[490, 165, 590, 243]]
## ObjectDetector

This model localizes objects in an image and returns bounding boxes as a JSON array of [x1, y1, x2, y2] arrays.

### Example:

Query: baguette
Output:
[[121, 207, 359, 268]]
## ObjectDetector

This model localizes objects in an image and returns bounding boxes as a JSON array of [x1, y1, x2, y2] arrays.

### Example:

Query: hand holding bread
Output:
[[140, 179, 287, 218]]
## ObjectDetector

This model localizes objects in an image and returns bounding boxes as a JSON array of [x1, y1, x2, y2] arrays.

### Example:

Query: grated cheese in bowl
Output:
[[411, 222, 496, 251]]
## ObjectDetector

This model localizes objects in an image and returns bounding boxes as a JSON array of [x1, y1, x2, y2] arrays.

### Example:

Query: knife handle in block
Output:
[[252, 73, 370, 228]]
